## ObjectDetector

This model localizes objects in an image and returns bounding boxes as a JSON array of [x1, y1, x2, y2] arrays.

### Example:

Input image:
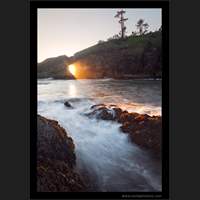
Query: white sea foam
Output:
[[37, 79, 162, 192]]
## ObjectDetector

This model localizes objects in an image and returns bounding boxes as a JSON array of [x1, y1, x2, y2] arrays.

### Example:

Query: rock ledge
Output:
[[37, 115, 86, 192]]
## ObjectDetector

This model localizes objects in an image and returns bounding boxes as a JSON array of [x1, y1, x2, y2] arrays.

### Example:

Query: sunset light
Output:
[[68, 64, 76, 76]]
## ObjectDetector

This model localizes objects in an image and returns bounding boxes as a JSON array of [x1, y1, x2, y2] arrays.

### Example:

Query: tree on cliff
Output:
[[136, 19, 149, 35], [115, 9, 128, 39]]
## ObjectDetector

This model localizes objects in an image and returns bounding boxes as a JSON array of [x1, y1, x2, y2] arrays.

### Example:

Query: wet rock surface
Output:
[[86, 105, 162, 159], [86, 104, 122, 121], [37, 115, 86, 192], [64, 101, 74, 108]]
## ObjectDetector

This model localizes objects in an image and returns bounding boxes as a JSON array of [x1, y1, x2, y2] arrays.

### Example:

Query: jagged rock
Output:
[[117, 111, 139, 123], [90, 103, 106, 109], [87, 104, 117, 120], [37, 115, 86, 192], [86, 105, 162, 158], [120, 116, 162, 158], [64, 101, 73, 108]]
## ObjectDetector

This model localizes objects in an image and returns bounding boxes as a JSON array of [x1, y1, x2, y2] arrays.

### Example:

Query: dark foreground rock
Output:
[[87, 104, 162, 159], [37, 115, 86, 192]]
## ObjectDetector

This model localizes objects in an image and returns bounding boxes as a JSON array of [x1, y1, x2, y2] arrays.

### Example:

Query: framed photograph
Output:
[[30, 1, 169, 199]]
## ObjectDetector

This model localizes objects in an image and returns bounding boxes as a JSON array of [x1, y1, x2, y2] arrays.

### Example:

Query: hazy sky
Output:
[[38, 9, 161, 62]]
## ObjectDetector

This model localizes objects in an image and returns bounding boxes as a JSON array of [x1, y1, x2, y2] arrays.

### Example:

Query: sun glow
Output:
[[68, 64, 76, 76]]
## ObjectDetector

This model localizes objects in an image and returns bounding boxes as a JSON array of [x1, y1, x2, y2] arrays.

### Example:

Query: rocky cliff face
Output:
[[72, 32, 161, 79], [37, 55, 74, 79], [37, 115, 86, 192], [37, 31, 162, 79]]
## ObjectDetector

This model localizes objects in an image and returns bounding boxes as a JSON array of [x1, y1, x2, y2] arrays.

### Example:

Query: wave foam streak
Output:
[[37, 79, 162, 192]]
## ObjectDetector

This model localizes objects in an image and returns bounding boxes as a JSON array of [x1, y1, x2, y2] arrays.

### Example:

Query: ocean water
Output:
[[37, 79, 162, 192]]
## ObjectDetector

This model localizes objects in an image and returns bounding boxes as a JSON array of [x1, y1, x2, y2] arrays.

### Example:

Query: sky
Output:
[[38, 9, 162, 62]]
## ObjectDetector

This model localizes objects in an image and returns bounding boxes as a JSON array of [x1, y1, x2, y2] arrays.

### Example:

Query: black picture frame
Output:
[[30, 1, 169, 199]]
